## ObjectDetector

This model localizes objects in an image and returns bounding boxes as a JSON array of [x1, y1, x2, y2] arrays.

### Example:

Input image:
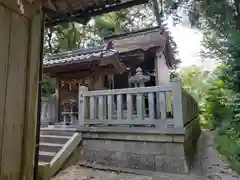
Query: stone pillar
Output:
[[40, 95, 57, 126], [70, 105, 77, 125], [48, 94, 57, 124], [41, 98, 48, 125], [78, 85, 88, 125], [155, 49, 170, 85], [171, 79, 184, 128]]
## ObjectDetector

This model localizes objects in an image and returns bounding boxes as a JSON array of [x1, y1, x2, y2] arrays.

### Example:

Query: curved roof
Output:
[[43, 45, 115, 66], [43, 44, 127, 74], [43, 26, 177, 75], [105, 26, 177, 68]]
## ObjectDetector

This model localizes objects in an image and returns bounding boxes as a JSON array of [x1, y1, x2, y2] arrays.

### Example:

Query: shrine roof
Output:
[[42, 0, 149, 27], [43, 45, 116, 66], [104, 26, 177, 68], [43, 26, 177, 72]]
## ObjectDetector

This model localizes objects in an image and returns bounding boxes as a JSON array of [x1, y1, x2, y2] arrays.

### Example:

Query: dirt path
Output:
[[52, 165, 205, 180], [52, 166, 154, 180]]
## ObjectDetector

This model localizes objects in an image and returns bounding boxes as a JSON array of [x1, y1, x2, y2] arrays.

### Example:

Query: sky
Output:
[[167, 20, 217, 71]]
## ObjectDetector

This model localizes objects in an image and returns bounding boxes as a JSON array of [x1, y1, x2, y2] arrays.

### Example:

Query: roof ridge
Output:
[[43, 45, 106, 61], [104, 26, 164, 41], [43, 48, 118, 66]]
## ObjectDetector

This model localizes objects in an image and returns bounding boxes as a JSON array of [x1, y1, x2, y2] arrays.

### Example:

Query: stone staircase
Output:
[[38, 128, 82, 180]]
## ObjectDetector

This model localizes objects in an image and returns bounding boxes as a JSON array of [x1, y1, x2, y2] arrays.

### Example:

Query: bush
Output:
[[200, 79, 232, 130]]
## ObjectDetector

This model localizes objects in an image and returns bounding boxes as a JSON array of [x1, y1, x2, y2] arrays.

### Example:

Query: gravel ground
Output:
[[51, 165, 206, 180], [52, 130, 239, 180], [52, 166, 153, 180]]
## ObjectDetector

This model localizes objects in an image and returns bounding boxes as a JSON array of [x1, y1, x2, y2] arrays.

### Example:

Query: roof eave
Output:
[[44, 0, 149, 27]]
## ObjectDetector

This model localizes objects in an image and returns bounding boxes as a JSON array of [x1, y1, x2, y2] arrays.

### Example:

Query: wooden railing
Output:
[[77, 81, 198, 127]]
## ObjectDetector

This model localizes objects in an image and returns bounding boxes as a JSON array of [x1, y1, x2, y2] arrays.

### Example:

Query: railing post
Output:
[[78, 85, 88, 126], [171, 80, 184, 128]]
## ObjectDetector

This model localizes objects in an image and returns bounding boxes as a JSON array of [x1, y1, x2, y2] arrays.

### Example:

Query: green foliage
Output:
[[215, 132, 240, 172], [169, 0, 240, 171], [94, 11, 129, 36], [41, 75, 55, 98], [201, 79, 232, 129], [177, 66, 217, 128], [179, 66, 212, 102], [178, 64, 240, 170]]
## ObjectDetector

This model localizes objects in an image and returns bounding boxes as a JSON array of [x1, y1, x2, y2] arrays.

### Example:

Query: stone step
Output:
[[40, 135, 70, 144], [40, 128, 75, 136], [38, 161, 49, 166], [39, 142, 64, 153], [39, 151, 56, 162]]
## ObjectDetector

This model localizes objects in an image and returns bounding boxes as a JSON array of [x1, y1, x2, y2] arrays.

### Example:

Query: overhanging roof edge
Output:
[[44, 0, 149, 27]]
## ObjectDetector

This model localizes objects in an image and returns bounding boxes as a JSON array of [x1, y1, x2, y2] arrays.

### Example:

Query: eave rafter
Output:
[[43, 0, 149, 27]]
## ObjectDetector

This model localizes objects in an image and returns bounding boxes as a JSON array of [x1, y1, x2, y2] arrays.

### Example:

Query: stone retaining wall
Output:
[[184, 118, 201, 168], [83, 139, 188, 174], [66, 127, 192, 174]]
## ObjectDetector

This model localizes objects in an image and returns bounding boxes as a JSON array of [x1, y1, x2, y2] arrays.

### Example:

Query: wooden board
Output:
[[0, 2, 42, 179], [0, 5, 11, 174], [21, 11, 42, 179], [0, 0, 40, 18], [0, 10, 29, 178]]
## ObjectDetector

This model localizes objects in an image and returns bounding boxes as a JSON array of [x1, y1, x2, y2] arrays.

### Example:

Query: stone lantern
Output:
[[128, 67, 150, 118], [128, 67, 150, 87]]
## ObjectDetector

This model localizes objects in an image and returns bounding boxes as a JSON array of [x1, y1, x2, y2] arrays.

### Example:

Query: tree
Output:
[[169, 0, 240, 170], [179, 66, 212, 103]]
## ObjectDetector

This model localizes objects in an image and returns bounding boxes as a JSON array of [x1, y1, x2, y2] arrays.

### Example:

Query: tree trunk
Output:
[[152, 0, 161, 25]]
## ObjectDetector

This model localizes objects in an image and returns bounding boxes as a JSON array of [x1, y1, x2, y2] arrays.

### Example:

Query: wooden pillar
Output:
[[55, 77, 61, 123], [94, 75, 105, 90], [0, 1, 43, 179]]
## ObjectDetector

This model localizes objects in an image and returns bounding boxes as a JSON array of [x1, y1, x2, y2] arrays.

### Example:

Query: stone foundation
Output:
[[76, 127, 190, 174]]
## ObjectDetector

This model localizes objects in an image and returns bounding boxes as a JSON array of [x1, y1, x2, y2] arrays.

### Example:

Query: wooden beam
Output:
[[0, 0, 42, 18], [0, 8, 29, 179], [56, 77, 61, 123], [45, 0, 149, 27], [0, 5, 11, 175], [21, 10, 43, 180], [0, 2, 42, 179]]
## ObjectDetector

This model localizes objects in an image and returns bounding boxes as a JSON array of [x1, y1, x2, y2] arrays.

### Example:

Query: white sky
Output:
[[167, 20, 217, 71]]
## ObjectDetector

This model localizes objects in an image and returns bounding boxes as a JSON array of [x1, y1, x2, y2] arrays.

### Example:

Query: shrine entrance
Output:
[[0, 0, 150, 179]]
